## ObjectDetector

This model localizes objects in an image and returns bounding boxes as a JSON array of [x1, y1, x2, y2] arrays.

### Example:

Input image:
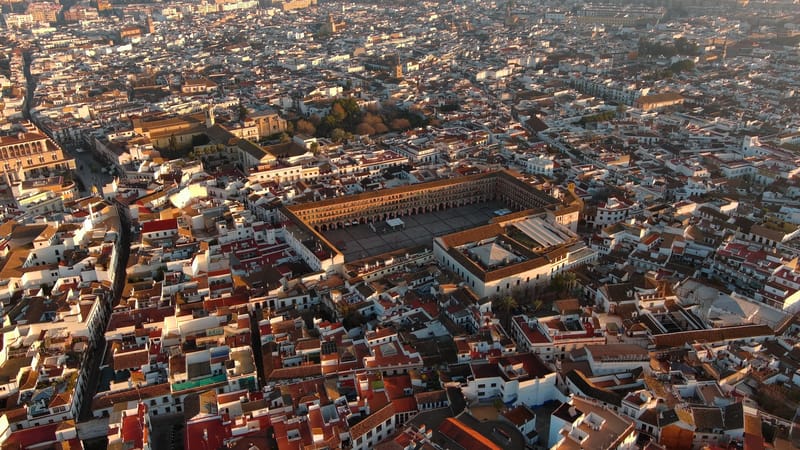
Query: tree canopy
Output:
[[294, 97, 428, 139], [638, 37, 700, 58]]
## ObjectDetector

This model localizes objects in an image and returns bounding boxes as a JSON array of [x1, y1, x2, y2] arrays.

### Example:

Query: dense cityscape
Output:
[[1, 0, 800, 449]]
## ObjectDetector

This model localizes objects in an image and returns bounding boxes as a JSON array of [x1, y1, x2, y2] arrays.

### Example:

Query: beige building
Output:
[[277, 0, 317, 11], [0, 131, 75, 182], [131, 110, 212, 151], [250, 110, 288, 138], [634, 92, 685, 111]]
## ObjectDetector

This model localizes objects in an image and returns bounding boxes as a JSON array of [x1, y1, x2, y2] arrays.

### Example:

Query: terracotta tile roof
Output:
[[350, 403, 395, 438], [414, 389, 448, 405], [438, 417, 502, 450], [392, 396, 418, 414], [3, 423, 60, 449], [4, 406, 28, 423], [91, 382, 171, 411], [49, 392, 72, 408], [502, 405, 535, 426], [652, 325, 774, 348], [267, 364, 321, 380], [113, 348, 149, 371]]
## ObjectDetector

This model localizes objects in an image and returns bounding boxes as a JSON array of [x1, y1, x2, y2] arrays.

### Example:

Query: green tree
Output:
[[331, 103, 347, 122], [355, 123, 376, 136], [338, 302, 366, 329], [296, 119, 316, 136], [670, 59, 695, 73], [335, 97, 361, 117], [493, 397, 504, 411], [390, 118, 411, 131], [550, 271, 577, 294], [494, 295, 518, 330], [154, 266, 167, 282], [331, 128, 347, 143], [674, 37, 699, 56]]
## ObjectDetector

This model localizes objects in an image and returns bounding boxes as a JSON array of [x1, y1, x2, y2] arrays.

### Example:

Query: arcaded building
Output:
[[277, 170, 589, 286], [0, 131, 75, 182], [284, 170, 559, 232]]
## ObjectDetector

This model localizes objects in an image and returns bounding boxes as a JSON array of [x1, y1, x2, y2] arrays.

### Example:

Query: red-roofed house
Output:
[[185, 414, 231, 450], [141, 218, 178, 242], [2, 421, 83, 450], [108, 403, 151, 450]]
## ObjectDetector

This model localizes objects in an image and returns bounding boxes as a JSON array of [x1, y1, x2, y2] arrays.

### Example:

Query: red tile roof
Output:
[[652, 325, 774, 348], [185, 415, 231, 450], [92, 382, 171, 411], [350, 403, 395, 438], [121, 404, 148, 448], [113, 348, 149, 371], [141, 218, 178, 234], [3, 423, 60, 449]]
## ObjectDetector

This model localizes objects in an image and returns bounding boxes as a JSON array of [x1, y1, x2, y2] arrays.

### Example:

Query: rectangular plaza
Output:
[[322, 201, 506, 261]]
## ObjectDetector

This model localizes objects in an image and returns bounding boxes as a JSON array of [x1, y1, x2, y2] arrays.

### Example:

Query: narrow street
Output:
[[22, 47, 113, 196], [21, 44, 133, 437], [250, 306, 267, 389], [21, 50, 33, 121]]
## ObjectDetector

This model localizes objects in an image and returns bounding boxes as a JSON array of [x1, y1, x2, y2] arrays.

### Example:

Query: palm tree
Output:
[[551, 271, 577, 295], [494, 295, 518, 330]]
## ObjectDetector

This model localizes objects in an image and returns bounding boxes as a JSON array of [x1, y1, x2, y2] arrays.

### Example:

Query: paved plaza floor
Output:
[[322, 201, 506, 261]]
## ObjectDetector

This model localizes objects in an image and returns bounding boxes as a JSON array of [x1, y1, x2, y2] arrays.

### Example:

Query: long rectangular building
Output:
[[0, 131, 75, 182], [285, 170, 559, 232]]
